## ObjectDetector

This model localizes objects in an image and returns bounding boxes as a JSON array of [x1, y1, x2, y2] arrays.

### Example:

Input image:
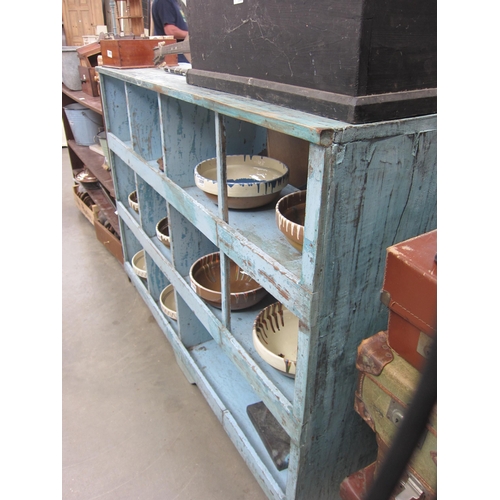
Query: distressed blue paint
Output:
[[100, 68, 437, 500]]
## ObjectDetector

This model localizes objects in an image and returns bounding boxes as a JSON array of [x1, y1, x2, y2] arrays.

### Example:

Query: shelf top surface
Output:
[[97, 67, 436, 146], [62, 84, 102, 114]]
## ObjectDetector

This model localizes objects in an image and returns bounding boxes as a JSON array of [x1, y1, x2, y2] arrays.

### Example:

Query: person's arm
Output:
[[164, 24, 188, 40]]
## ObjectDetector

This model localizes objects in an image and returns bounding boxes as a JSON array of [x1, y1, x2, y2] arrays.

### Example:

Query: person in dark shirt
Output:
[[152, 0, 189, 64]]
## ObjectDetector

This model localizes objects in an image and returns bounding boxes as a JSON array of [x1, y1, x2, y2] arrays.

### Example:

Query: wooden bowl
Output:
[[194, 155, 289, 209], [190, 252, 268, 310], [160, 284, 177, 320], [132, 249, 147, 278], [276, 190, 306, 252], [156, 217, 170, 248], [128, 191, 139, 213], [253, 302, 298, 377]]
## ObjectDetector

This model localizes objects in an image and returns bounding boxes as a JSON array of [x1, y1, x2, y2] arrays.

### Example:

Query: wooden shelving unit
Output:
[[63, 84, 122, 261], [98, 67, 437, 500]]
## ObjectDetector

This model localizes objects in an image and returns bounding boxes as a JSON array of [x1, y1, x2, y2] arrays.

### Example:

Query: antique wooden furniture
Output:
[[185, 0, 436, 124], [62, 85, 123, 263], [98, 66, 437, 499]]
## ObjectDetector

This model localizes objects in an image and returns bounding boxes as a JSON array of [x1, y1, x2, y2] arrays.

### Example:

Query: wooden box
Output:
[[100, 38, 178, 68], [186, 0, 436, 123], [78, 66, 99, 97], [93, 212, 124, 264], [72, 184, 98, 225], [77, 41, 101, 67]]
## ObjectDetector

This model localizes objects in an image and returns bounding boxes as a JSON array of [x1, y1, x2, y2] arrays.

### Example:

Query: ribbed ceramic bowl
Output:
[[160, 284, 177, 320], [128, 191, 139, 213], [276, 190, 307, 252], [253, 302, 298, 377], [132, 249, 147, 278], [156, 217, 170, 248], [190, 252, 268, 310], [194, 155, 289, 209]]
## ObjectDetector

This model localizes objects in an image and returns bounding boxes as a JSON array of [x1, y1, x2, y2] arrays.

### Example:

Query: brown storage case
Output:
[[100, 38, 178, 68], [381, 229, 437, 368], [387, 309, 433, 372], [78, 66, 99, 97], [354, 332, 437, 496], [339, 462, 376, 500]]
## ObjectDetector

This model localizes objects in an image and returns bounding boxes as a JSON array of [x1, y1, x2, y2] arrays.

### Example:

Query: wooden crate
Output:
[[72, 184, 99, 225], [93, 212, 124, 264]]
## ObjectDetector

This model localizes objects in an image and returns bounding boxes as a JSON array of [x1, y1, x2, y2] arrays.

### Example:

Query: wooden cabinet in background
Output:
[[62, 0, 105, 46]]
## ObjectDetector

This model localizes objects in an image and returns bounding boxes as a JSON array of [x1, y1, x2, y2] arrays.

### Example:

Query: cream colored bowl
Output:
[[253, 302, 298, 377], [156, 217, 170, 248], [132, 249, 147, 278], [194, 155, 289, 209], [276, 190, 306, 252], [160, 284, 177, 320], [128, 191, 139, 213], [190, 252, 268, 310]]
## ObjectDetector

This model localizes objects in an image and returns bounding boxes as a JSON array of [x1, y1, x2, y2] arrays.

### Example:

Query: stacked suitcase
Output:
[[340, 230, 437, 500]]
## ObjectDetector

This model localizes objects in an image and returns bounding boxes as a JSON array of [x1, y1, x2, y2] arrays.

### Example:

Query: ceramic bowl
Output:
[[253, 302, 298, 377], [132, 249, 147, 278], [194, 155, 289, 209], [160, 284, 177, 320], [190, 252, 268, 310], [156, 217, 170, 248], [128, 191, 139, 213], [276, 190, 306, 252], [75, 168, 98, 185]]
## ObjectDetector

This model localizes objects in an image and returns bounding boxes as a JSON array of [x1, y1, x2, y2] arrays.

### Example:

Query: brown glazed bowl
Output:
[[156, 217, 170, 247], [276, 190, 306, 252], [189, 252, 268, 310]]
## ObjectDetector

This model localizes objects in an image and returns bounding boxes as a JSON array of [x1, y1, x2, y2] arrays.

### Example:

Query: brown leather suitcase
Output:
[[100, 38, 178, 68], [381, 230, 437, 370], [339, 462, 376, 500], [354, 332, 437, 497]]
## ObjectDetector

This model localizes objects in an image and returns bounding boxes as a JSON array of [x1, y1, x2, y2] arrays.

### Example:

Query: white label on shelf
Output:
[[107, 50, 113, 58]]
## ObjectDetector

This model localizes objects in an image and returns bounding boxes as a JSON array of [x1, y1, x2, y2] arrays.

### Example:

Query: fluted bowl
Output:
[[156, 217, 170, 248], [253, 302, 298, 377], [276, 190, 306, 252], [194, 155, 289, 209], [128, 191, 139, 213], [190, 252, 267, 310], [160, 284, 177, 320], [132, 249, 147, 278]]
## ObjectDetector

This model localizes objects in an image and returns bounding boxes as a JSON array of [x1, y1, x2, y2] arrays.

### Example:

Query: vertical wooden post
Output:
[[215, 111, 231, 330]]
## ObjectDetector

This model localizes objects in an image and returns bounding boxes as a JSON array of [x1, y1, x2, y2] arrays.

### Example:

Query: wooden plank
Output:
[[63, 84, 102, 115], [97, 68, 338, 146], [288, 128, 437, 499]]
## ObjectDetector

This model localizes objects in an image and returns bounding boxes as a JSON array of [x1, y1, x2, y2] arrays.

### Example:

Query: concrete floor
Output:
[[62, 147, 268, 500]]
